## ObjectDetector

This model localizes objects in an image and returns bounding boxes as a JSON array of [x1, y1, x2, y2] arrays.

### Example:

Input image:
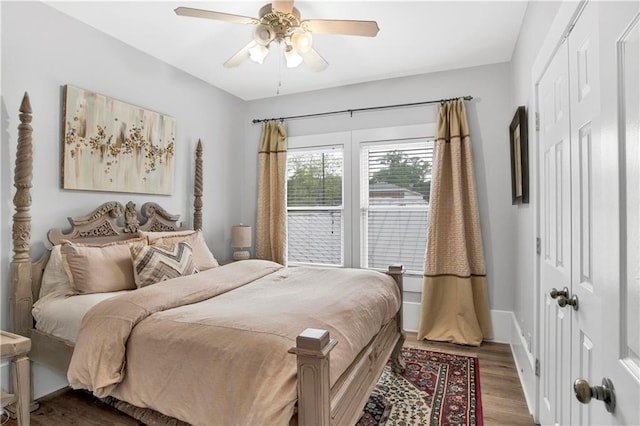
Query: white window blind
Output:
[[287, 146, 344, 266], [360, 140, 433, 273]]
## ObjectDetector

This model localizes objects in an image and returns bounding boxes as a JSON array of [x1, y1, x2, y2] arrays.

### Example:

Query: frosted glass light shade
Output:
[[254, 24, 275, 45], [285, 46, 303, 68], [291, 32, 313, 54], [249, 44, 269, 64]]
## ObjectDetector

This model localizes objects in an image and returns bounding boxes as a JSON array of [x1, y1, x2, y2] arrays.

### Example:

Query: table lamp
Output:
[[231, 224, 252, 261]]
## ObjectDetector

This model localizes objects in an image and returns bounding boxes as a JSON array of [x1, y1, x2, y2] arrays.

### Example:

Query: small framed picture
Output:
[[509, 106, 529, 204]]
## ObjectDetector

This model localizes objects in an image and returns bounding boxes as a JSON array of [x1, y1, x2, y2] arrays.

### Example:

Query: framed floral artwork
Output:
[[62, 85, 176, 195]]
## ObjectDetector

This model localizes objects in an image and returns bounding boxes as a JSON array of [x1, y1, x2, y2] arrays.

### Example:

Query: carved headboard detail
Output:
[[47, 201, 188, 246]]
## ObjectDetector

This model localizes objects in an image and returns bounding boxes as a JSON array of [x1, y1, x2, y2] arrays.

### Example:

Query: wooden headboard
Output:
[[10, 92, 205, 337]]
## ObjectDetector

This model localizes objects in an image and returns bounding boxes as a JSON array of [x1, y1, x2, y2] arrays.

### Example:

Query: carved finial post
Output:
[[288, 328, 337, 426], [12, 92, 34, 335], [193, 139, 203, 231]]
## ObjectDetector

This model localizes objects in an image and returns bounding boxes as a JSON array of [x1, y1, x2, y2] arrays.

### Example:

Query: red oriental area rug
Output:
[[357, 347, 483, 426], [102, 346, 482, 426]]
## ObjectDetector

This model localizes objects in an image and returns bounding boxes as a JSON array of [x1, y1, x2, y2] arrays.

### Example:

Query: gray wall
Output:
[[245, 63, 517, 313], [1, 1, 244, 347]]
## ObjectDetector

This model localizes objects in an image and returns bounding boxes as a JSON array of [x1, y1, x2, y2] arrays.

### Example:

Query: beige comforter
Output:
[[68, 260, 401, 426]]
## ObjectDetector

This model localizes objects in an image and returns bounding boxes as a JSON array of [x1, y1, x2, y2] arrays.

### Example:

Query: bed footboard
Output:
[[291, 265, 404, 426], [288, 329, 337, 425]]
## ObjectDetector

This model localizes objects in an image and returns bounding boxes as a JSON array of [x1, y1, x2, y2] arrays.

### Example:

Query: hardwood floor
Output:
[[404, 332, 535, 425], [5, 334, 534, 425]]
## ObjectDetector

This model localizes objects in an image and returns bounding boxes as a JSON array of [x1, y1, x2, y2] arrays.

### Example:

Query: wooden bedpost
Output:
[[193, 139, 203, 231], [289, 328, 337, 426], [387, 265, 406, 373], [11, 93, 34, 337]]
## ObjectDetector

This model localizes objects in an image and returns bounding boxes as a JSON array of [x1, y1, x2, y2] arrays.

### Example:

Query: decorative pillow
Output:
[[61, 237, 147, 295], [130, 241, 198, 288], [39, 245, 73, 299], [141, 230, 219, 271]]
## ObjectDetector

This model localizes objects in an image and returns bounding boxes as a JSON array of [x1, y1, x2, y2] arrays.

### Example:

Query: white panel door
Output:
[[567, 3, 606, 424], [538, 2, 640, 424], [538, 40, 572, 426], [570, 1, 640, 424]]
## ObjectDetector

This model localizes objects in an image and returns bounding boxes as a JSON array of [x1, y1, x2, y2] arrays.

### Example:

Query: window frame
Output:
[[357, 137, 434, 275], [286, 124, 435, 274], [287, 132, 351, 267]]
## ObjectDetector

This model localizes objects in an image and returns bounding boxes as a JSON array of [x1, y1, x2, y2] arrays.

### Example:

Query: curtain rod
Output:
[[251, 95, 473, 124]]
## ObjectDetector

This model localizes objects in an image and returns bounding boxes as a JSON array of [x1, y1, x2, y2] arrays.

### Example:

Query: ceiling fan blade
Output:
[[175, 7, 258, 26], [224, 40, 258, 68], [272, 1, 294, 14], [302, 19, 380, 37], [301, 48, 328, 72]]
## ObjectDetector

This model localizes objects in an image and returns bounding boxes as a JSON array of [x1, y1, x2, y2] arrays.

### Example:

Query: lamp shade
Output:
[[231, 225, 252, 248]]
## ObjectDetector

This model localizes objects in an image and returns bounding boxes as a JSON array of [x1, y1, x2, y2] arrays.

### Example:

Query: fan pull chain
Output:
[[276, 42, 283, 95]]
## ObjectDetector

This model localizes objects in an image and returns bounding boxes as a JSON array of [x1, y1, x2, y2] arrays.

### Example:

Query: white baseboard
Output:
[[2, 358, 68, 401], [509, 312, 537, 417], [487, 309, 513, 343], [32, 361, 68, 400], [404, 305, 518, 345], [403, 301, 421, 332]]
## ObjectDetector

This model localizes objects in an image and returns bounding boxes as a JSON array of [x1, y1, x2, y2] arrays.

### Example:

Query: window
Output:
[[287, 146, 344, 266], [286, 125, 434, 274], [360, 141, 433, 273]]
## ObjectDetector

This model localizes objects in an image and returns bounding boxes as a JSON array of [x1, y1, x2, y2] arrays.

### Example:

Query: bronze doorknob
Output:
[[557, 294, 579, 311], [550, 287, 569, 299], [574, 377, 616, 413]]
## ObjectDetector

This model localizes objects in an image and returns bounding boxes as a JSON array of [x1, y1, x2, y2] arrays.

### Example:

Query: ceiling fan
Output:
[[174, 1, 379, 71]]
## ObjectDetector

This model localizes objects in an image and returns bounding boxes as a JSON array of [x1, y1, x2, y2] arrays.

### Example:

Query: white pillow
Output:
[[39, 245, 73, 299]]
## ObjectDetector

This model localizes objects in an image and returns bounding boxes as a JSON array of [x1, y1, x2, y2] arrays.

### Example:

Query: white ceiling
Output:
[[46, 1, 528, 101]]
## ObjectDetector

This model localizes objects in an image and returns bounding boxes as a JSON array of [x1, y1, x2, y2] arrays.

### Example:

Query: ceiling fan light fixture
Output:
[[284, 45, 303, 68], [175, 2, 379, 71], [291, 31, 313, 54], [248, 43, 270, 64]]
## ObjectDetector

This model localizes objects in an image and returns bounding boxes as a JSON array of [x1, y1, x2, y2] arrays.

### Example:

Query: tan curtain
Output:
[[417, 100, 493, 346], [255, 121, 287, 264]]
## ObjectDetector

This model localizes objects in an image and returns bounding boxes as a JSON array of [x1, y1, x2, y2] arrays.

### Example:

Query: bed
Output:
[[9, 92, 406, 425]]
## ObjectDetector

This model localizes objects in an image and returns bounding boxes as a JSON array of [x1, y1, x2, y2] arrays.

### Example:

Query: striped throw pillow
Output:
[[131, 242, 198, 288]]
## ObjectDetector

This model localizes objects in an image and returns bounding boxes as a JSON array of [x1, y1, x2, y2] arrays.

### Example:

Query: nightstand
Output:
[[0, 331, 31, 425]]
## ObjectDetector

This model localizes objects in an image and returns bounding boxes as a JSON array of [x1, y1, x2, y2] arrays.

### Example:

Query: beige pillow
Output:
[[130, 241, 198, 288], [39, 245, 73, 299], [142, 230, 219, 270], [61, 237, 146, 294]]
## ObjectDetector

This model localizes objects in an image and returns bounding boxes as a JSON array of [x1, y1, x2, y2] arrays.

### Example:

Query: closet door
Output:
[[537, 2, 640, 424], [569, 2, 640, 424], [567, 3, 607, 424], [538, 39, 572, 426]]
